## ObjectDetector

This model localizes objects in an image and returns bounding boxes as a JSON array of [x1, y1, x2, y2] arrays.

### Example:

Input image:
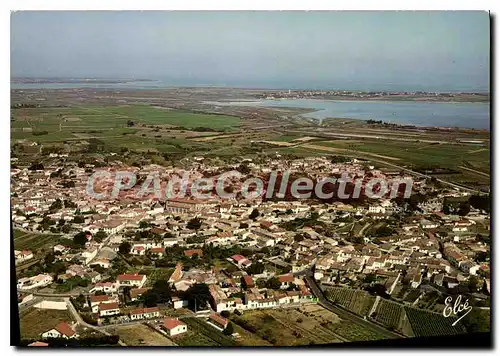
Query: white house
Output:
[[89, 295, 119, 313], [90, 282, 118, 294], [368, 206, 385, 214], [163, 318, 187, 336], [459, 261, 481, 275], [131, 245, 146, 256], [15, 250, 34, 264], [420, 219, 438, 229], [116, 273, 147, 288], [98, 302, 120, 317], [129, 307, 161, 320], [82, 246, 99, 265], [172, 296, 189, 309], [17, 274, 53, 290], [41, 322, 77, 339]]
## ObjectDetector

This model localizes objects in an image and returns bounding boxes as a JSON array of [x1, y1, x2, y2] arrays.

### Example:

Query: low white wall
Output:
[[33, 300, 67, 310]]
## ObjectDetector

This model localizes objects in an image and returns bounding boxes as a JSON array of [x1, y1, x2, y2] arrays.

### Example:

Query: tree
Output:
[[183, 283, 211, 311], [187, 218, 202, 231], [462, 308, 491, 333], [127, 120, 135, 127], [364, 274, 377, 284], [49, 199, 63, 212], [163, 232, 174, 239], [265, 277, 281, 290], [249, 209, 259, 220], [256, 279, 266, 289], [468, 276, 479, 292], [294, 234, 305, 242], [73, 215, 85, 224], [29, 162, 44, 171], [365, 283, 390, 299], [474, 251, 490, 263], [151, 280, 172, 304], [142, 292, 158, 307], [94, 230, 107, 243], [139, 221, 151, 229], [223, 321, 234, 335], [220, 310, 231, 318], [122, 286, 132, 303], [119, 242, 132, 255], [73, 231, 88, 246], [458, 202, 471, 216], [246, 262, 265, 275], [62, 225, 71, 234]]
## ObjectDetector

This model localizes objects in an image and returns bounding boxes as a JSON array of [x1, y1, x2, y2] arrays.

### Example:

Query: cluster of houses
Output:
[[13, 154, 490, 342]]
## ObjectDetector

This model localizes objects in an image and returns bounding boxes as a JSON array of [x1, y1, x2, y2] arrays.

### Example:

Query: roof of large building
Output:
[[54, 322, 75, 337], [163, 318, 186, 330], [117, 273, 145, 281]]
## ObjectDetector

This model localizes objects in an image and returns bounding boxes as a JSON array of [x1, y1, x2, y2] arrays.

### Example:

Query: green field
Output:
[[183, 317, 238, 346], [11, 105, 244, 160], [11, 105, 241, 143], [307, 139, 490, 172]]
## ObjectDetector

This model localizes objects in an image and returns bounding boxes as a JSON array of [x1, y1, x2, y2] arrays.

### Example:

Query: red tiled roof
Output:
[[242, 275, 254, 286], [278, 274, 294, 283], [150, 247, 165, 253], [130, 287, 150, 298], [184, 249, 203, 257], [231, 255, 246, 262], [260, 221, 273, 228], [54, 322, 75, 337], [99, 302, 119, 311], [209, 313, 228, 327], [130, 308, 144, 315], [117, 273, 145, 281], [28, 341, 49, 347], [217, 232, 233, 238], [163, 318, 186, 330], [90, 295, 110, 303]]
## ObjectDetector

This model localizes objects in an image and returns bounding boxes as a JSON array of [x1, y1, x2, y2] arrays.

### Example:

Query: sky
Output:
[[10, 11, 490, 91]]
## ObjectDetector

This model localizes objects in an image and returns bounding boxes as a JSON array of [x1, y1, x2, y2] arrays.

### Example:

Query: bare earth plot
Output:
[[232, 307, 344, 346], [20, 308, 73, 339], [109, 324, 176, 346], [260, 140, 295, 147]]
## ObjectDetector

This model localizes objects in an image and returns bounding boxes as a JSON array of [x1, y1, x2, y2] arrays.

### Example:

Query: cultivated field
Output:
[[403, 306, 466, 337], [323, 287, 376, 317], [182, 317, 238, 346], [372, 298, 404, 331], [13, 229, 61, 251]]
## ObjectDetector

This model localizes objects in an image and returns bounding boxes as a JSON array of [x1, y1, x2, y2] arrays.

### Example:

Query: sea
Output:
[[206, 99, 490, 131], [11, 81, 490, 131]]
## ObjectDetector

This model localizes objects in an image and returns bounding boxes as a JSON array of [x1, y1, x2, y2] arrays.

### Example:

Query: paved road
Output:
[[459, 166, 490, 178], [304, 276, 403, 340], [65, 298, 127, 346]]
